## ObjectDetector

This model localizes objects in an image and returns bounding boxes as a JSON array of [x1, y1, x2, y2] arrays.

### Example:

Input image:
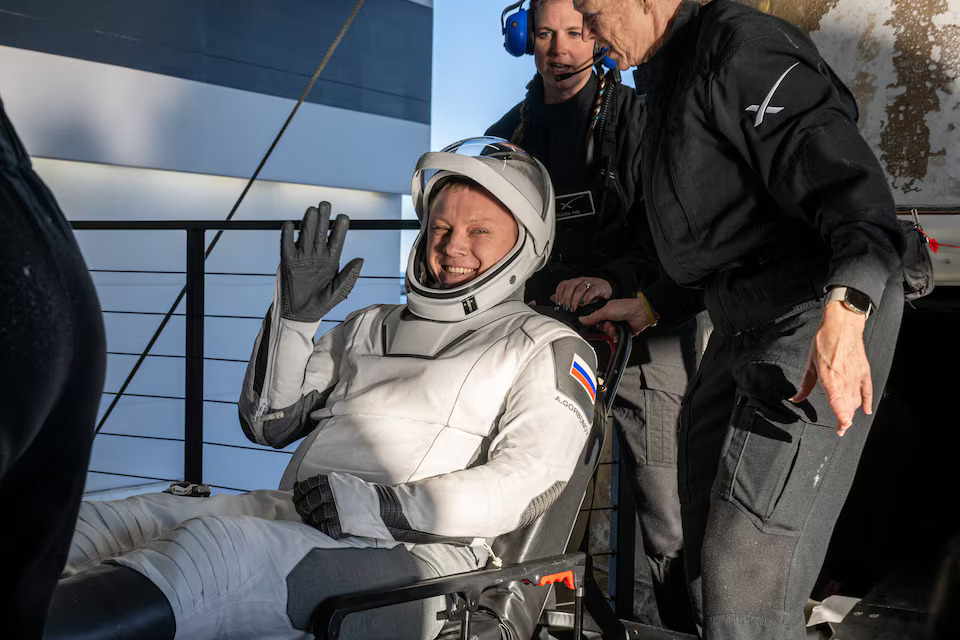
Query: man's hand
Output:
[[292, 474, 346, 539], [579, 297, 656, 337], [280, 202, 363, 323], [551, 277, 613, 311], [791, 302, 871, 436]]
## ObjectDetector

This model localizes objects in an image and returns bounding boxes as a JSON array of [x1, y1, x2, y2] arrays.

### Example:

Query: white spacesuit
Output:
[[52, 139, 599, 640]]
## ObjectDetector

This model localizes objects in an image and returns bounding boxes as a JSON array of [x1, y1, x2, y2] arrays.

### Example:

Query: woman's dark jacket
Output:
[[486, 72, 657, 305]]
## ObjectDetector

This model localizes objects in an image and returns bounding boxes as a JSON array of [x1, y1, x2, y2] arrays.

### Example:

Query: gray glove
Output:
[[293, 474, 345, 539], [280, 202, 363, 323]]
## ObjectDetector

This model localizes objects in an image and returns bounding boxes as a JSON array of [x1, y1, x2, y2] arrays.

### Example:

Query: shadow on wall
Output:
[[817, 292, 960, 601], [931, 533, 960, 640]]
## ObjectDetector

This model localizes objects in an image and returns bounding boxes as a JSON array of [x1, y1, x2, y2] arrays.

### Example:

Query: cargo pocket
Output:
[[644, 388, 681, 467], [719, 393, 838, 535]]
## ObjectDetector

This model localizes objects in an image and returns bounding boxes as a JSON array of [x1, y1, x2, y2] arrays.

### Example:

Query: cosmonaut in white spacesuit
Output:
[[45, 138, 600, 640]]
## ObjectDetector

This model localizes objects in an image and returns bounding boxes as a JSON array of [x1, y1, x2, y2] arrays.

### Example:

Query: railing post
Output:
[[184, 228, 205, 483]]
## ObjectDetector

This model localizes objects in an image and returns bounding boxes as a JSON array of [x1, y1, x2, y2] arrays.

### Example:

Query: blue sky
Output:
[[430, 1, 534, 149]]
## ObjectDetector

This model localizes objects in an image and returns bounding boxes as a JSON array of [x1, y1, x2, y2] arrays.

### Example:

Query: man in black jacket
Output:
[[0, 99, 106, 639], [575, 1, 904, 638], [488, 0, 698, 631]]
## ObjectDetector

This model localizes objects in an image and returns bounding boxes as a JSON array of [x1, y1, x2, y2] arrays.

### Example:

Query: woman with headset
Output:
[[487, 0, 697, 632]]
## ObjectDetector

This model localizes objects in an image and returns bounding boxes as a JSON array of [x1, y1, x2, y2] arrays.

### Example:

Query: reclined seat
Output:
[[312, 309, 632, 640]]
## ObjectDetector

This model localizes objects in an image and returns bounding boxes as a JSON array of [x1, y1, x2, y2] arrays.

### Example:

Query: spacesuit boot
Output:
[[44, 563, 175, 640]]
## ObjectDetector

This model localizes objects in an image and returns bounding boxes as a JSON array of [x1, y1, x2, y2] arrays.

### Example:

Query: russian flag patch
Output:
[[569, 353, 596, 405]]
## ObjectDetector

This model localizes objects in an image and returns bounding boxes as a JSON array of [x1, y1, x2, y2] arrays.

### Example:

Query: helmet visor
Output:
[[414, 137, 551, 229]]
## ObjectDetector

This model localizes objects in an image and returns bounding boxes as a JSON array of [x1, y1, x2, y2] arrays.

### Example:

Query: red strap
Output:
[[919, 228, 960, 254]]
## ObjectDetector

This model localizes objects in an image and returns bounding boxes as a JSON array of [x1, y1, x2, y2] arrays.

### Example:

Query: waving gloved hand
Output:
[[280, 202, 364, 323], [293, 474, 346, 539]]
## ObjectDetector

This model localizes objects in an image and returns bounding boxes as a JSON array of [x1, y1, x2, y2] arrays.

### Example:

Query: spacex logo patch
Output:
[[745, 62, 799, 128], [555, 191, 596, 221], [569, 353, 596, 405]]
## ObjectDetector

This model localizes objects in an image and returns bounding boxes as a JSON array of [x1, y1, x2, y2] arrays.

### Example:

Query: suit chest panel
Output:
[[330, 323, 531, 438]]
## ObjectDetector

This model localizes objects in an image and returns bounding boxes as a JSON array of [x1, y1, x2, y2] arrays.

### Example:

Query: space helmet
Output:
[[405, 137, 555, 321]]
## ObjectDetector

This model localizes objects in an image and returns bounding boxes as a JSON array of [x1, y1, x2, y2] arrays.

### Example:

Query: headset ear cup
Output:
[[503, 8, 530, 57]]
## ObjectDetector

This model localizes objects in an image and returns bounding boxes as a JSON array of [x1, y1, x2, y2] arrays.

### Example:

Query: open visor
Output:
[[412, 137, 552, 256]]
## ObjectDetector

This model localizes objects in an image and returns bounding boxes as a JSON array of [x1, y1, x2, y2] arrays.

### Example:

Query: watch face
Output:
[[844, 288, 872, 314]]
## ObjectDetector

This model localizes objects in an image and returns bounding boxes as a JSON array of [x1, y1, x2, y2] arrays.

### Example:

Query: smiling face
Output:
[[533, 0, 597, 104], [425, 182, 519, 289], [574, 0, 665, 69]]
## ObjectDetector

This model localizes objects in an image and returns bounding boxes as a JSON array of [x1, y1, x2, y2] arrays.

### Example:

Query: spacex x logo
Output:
[[745, 62, 799, 127]]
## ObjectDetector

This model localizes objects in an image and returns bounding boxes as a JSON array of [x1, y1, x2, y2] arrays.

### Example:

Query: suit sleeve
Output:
[[642, 276, 706, 328], [237, 275, 356, 449], [324, 334, 598, 543], [708, 28, 903, 307]]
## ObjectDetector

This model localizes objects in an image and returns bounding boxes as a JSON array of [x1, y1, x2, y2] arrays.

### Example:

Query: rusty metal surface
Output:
[[737, 0, 960, 205]]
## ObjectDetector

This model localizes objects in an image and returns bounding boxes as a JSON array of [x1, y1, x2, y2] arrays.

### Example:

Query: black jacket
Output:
[[638, 0, 903, 329], [486, 72, 657, 305]]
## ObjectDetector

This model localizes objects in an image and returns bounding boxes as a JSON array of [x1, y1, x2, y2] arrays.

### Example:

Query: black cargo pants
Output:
[[679, 272, 903, 640]]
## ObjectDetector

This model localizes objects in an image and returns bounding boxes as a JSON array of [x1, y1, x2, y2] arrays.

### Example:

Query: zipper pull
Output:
[[254, 398, 269, 422]]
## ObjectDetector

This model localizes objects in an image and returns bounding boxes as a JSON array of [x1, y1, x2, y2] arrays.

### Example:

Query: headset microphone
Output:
[[554, 47, 613, 82]]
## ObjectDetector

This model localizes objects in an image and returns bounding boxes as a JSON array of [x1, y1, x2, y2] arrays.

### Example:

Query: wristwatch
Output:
[[824, 286, 873, 318]]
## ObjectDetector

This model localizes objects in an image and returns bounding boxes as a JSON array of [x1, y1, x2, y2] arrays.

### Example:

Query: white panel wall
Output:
[[32, 158, 403, 223], [0, 46, 429, 195]]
